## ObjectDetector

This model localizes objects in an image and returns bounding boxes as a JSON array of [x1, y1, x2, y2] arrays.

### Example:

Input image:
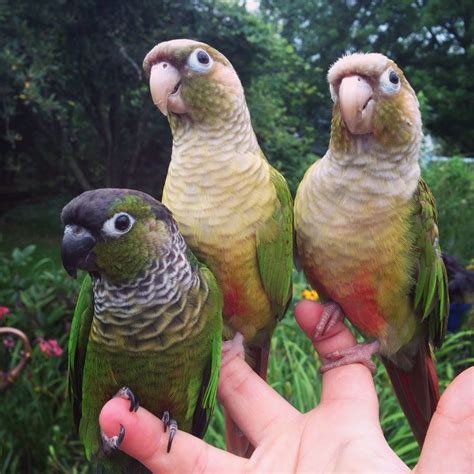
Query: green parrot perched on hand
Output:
[[295, 53, 448, 446], [61, 189, 222, 473], [143, 39, 293, 456]]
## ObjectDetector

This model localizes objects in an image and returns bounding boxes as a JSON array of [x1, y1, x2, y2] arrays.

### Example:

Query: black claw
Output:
[[101, 424, 125, 454], [116, 424, 125, 447], [162, 411, 170, 433], [114, 386, 140, 412], [161, 411, 178, 453], [167, 420, 178, 453]]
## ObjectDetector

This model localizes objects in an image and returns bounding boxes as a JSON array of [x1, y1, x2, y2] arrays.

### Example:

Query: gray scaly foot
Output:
[[101, 424, 125, 455], [221, 332, 245, 367], [114, 386, 140, 412], [313, 302, 345, 340], [321, 341, 380, 373]]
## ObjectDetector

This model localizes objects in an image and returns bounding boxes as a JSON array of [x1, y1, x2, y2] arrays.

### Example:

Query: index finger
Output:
[[99, 397, 247, 473]]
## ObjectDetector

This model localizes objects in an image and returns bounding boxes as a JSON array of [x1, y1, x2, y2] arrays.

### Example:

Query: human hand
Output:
[[99, 300, 473, 472]]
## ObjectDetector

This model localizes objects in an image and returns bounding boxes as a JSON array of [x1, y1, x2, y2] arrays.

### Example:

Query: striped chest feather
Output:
[[90, 242, 208, 353]]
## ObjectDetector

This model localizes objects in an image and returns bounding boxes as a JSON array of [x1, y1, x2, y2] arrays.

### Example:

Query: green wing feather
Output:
[[191, 265, 222, 438], [68, 273, 94, 429], [256, 165, 294, 319], [412, 178, 449, 348]]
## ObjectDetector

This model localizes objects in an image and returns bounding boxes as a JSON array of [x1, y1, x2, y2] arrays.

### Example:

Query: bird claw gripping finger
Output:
[[320, 341, 380, 374], [221, 331, 245, 367], [313, 302, 345, 340], [161, 411, 178, 453], [101, 424, 125, 454], [114, 386, 140, 412]]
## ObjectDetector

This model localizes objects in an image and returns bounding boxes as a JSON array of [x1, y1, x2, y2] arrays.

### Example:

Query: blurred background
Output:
[[0, 0, 473, 472]]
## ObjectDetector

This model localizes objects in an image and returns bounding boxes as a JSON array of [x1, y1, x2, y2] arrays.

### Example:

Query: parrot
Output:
[[61, 188, 222, 472], [294, 52, 448, 446], [143, 39, 294, 456]]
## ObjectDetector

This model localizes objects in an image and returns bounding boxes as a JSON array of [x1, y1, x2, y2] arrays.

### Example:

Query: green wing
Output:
[[191, 266, 222, 438], [256, 165, 294, 320], [412, 178, 449, 348], [68, 273, 94, 429]]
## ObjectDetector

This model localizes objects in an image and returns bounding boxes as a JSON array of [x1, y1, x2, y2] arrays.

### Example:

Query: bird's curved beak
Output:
[[61, 225, 97, 278], [339, 75, 375, 135], [149, 62, 187, 116]]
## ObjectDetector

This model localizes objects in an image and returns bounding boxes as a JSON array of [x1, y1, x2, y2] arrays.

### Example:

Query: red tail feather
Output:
[[381, 340, 439, 446]]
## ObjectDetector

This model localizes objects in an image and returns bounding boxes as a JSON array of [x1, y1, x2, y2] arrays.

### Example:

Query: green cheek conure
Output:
[[61, 189, 222, 473], [143, 39, 294, 456], [294, 53, 448, 446]]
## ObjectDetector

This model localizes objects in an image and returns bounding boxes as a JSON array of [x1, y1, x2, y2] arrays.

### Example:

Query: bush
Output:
[[0, 245, 85, 473], [422, 158, 474, 263]]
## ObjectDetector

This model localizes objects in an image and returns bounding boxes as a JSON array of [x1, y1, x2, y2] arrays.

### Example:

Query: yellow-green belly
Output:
[[162, 152, 277, 346], [295, 161, 419, 355]]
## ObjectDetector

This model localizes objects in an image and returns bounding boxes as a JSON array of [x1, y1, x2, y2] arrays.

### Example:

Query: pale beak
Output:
[[149, 62, 187, 116], [339, 75, 375, 135]]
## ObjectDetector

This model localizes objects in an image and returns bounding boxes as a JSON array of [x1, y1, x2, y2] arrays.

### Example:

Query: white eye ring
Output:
[[101, 212, 135, 238], [380, 68, 401, 95], [187, 48, 214, 73]]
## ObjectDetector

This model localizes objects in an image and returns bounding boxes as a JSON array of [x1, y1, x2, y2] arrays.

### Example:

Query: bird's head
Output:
[[143, 39, 244, 125], [327, 53, 422, 152], [60, 189, 177, 282]]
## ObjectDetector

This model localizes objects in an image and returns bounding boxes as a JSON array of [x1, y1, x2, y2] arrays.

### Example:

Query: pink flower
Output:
[[37, 338, 63, 357], [0, 306, 10, 321], [3, 337, 14, 349]]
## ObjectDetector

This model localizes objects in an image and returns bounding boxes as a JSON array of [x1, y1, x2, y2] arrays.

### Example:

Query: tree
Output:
[[0, 0, 315, 197], [260, 0, 474, 155]]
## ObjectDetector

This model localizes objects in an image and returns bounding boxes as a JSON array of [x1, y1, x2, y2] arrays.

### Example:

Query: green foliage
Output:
[[422, 158, 474, 262], [260, 0, 474, 154], [1, 248, 473, 471], [0, 245, 84, 473], [0, 0, 316, 197]]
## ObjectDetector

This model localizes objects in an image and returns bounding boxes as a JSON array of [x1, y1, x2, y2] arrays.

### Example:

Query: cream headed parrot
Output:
[[61, 189, 222, 472], [143, 39, 293, 456], [294, 53, 448, 446]]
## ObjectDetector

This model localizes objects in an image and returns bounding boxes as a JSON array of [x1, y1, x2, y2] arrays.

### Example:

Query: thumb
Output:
[[415, 367, 474, 473]]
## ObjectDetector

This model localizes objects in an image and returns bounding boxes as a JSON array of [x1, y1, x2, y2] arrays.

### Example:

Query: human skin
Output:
[[99, 300, 474, 473]]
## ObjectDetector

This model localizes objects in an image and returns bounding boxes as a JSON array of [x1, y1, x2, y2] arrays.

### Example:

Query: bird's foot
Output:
[[114, 386, 140, 412], [101, 424, 125, 455], [321, 341, 380, 374], [161, 411, 178, 453], [221, 332, 245, 367], [313, 302, 345, 340]]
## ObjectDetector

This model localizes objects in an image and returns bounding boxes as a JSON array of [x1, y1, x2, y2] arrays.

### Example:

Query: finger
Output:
[[416, 367, 474, 473], [294, 300, 377, 408], [99, 397, 246, 473], [217, 354, 300, 447]]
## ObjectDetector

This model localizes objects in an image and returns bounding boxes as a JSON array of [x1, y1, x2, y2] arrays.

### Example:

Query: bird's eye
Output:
[[102, 212, 135, 238], [197, 50, 210, 64], [389, 71, 399, 84], [187, 48, 214, 73], [115, 214, 131, 231], [380, 68, 401, 95]]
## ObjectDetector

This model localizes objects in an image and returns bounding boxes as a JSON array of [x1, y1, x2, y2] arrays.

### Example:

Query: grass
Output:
[[1, 198, 473, 471]]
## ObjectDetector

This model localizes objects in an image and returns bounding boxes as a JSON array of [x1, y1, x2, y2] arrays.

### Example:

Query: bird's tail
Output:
[[381, 339, 439, 446], [224, 344, 269, 458]]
